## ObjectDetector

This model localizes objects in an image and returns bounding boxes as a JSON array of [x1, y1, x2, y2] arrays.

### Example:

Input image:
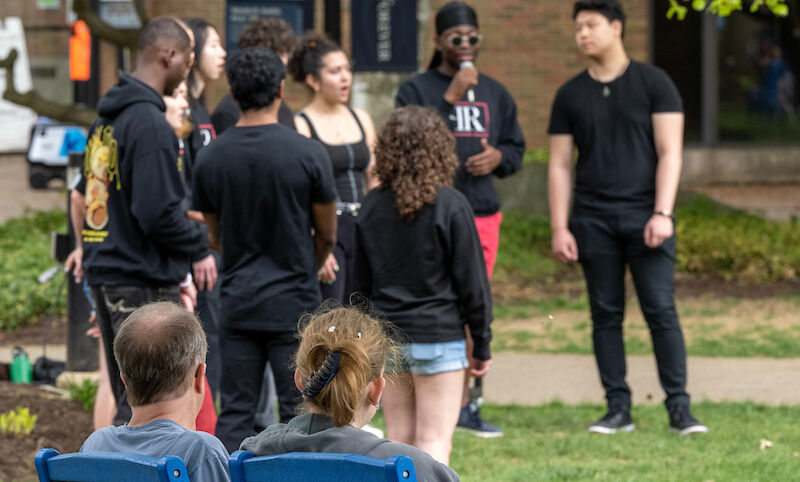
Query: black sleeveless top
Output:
[[298, 108, 370, 203]]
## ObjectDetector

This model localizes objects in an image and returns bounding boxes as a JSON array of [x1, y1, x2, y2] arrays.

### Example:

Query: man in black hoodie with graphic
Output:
[[79, 17, 208, 426]]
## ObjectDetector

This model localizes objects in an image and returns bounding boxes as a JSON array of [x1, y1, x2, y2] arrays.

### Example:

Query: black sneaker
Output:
[[588, 408, 635, 434], [456, 403, 503, 438], [668, 405, 708, 435]]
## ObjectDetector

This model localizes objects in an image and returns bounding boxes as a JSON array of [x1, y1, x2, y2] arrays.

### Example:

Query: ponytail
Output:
[[296, 306, 400, 426]]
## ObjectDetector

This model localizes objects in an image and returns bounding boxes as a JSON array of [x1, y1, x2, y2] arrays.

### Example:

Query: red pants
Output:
[[474, 212, 503, 279], [195, 376, 217, 434]]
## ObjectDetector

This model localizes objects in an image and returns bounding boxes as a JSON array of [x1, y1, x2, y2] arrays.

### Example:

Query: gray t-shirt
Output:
[[81, 418, 230, 481], [240, 413, 459, 482]]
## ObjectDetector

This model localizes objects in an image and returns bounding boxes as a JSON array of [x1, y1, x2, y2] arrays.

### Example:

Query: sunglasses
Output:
[[446, 34, 482, 48]]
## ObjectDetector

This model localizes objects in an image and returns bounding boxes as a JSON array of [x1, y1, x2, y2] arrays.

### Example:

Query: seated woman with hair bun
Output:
[[239, 306, 459, 482]]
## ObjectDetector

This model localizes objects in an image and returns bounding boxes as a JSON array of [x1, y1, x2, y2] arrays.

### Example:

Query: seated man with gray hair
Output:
[[81, 302, 230, 480]]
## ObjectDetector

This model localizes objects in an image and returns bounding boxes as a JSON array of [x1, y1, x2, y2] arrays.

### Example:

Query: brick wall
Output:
[[137, 0, 653, 147], [422, 0, 650, 148], [6, 0, 652, 147]]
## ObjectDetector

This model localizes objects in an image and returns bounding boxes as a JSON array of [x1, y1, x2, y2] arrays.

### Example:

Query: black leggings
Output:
[[320, 211, 356, 304]]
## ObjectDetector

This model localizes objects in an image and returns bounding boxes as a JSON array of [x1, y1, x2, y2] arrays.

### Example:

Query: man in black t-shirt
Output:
[[192, 47, 337, 451], [548, 0, 707, 435]]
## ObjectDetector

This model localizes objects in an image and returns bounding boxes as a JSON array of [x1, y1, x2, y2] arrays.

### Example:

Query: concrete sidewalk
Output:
[[4, 344, 799, 406], [483, 353, 800, 406]]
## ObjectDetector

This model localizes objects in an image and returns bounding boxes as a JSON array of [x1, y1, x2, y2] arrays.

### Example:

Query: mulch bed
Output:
[[0, 381, 92, 481]]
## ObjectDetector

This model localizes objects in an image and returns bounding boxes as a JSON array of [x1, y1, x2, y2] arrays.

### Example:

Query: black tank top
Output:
[[298, 107, 370, 203]]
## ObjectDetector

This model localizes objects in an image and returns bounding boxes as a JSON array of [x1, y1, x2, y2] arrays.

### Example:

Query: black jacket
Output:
[[396, 69, 526, 216], [355, 187, 492, 360], [81, 74, 207, 286]]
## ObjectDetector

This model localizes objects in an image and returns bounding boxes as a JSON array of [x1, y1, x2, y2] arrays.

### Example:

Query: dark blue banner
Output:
[[225, 0, 314, 55], [351, 0, 417, 72]]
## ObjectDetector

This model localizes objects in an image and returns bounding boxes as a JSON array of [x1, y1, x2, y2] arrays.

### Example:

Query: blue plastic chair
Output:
[[34, 448, 190, 482], [228, 451, 417, 482]]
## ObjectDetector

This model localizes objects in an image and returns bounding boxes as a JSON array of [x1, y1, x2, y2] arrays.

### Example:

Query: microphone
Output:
[[460, 60, 476, 103]]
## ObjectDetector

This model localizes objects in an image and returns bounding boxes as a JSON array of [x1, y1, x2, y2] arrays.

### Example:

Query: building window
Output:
[[652, 0, 800, 145]]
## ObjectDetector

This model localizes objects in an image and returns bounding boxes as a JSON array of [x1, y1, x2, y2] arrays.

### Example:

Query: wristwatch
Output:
[[653, 209, 674, 218]]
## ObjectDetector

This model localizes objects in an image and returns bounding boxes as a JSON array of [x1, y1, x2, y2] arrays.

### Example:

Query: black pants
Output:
[[319, 211, 356, 303], [91, 284, 181, 426], [570, 210, 690, 411], [216, 328, 301, 452], [194, 250, 221, 397]]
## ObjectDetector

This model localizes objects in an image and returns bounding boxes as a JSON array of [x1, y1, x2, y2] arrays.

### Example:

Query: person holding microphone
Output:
[[395, 0, 525, 438]]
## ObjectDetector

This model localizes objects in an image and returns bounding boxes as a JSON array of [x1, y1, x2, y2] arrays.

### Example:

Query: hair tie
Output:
[[309, 40, 317, 47], [301, 350, 340, 399]]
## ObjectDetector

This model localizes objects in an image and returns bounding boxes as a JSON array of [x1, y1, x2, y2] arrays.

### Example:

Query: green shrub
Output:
[[495, 195, 800, 285], [522, 148, 549, 165], [495, 211, 580, 284], [675, 195, 800, 282], [0, 407, 38, 436], [67, 378, 98, 413], [0, 209, 67, 330]]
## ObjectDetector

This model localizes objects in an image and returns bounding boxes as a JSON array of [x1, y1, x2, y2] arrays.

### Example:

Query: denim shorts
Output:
[[402, 339, 469, 375]]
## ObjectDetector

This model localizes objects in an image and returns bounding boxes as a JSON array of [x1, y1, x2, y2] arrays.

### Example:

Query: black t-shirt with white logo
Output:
[[192, 124, 336, 331], [184, 98, 217, 207], [396, 69, 526, 216], [548, 61, 683, 214]]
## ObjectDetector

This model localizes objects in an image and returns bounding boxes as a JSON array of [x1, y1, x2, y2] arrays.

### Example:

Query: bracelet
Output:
[[179, 273, 193, 289], [653, 209, 674, 218]]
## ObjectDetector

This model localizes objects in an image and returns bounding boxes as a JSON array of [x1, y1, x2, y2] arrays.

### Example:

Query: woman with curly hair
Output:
[[354, 105, 493, 465]]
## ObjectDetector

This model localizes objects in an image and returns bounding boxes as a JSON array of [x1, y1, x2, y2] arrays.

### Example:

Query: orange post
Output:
[[70, 20, 91, 81]]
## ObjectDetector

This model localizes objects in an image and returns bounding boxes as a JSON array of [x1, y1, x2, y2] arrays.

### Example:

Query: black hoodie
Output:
[[81, 74, 207, 286], [396, 69, 526, 216]]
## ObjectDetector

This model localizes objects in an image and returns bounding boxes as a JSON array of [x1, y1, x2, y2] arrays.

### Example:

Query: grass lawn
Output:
[[491, 295, 800, 358], [375, 402, 800, 481]]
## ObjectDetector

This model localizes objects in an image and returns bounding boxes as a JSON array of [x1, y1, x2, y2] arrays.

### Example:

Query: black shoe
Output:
[[669, 405, 708, 435], [456, 403, 503, 438], [588, 408, 635, 434]]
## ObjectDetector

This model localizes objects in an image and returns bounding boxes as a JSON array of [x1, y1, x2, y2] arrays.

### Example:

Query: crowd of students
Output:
[[63, 0, 708, 480]]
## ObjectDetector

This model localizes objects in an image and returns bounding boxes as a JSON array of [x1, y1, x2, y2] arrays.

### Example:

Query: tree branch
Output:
[[134, 0, 149, 26], [74, 0, 141, 50], [0, 49, 97, 126]]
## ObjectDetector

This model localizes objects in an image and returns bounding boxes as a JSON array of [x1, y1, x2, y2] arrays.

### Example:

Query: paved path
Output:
[[483, 353, 800, 407], [3, 345, 798, 406], [0, 154, 65, 223]]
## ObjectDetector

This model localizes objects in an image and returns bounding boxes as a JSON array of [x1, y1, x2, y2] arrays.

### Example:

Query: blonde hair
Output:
[[295, 305, 400, 426]]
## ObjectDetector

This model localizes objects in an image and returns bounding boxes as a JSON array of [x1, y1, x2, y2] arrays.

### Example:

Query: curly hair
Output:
[[238, 17, 297, 55], [374, 106, 458, 220], [227, 47, 286, 112]]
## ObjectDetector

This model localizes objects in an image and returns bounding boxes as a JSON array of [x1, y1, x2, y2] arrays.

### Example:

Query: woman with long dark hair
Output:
[[182, 18, 227, 398]]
